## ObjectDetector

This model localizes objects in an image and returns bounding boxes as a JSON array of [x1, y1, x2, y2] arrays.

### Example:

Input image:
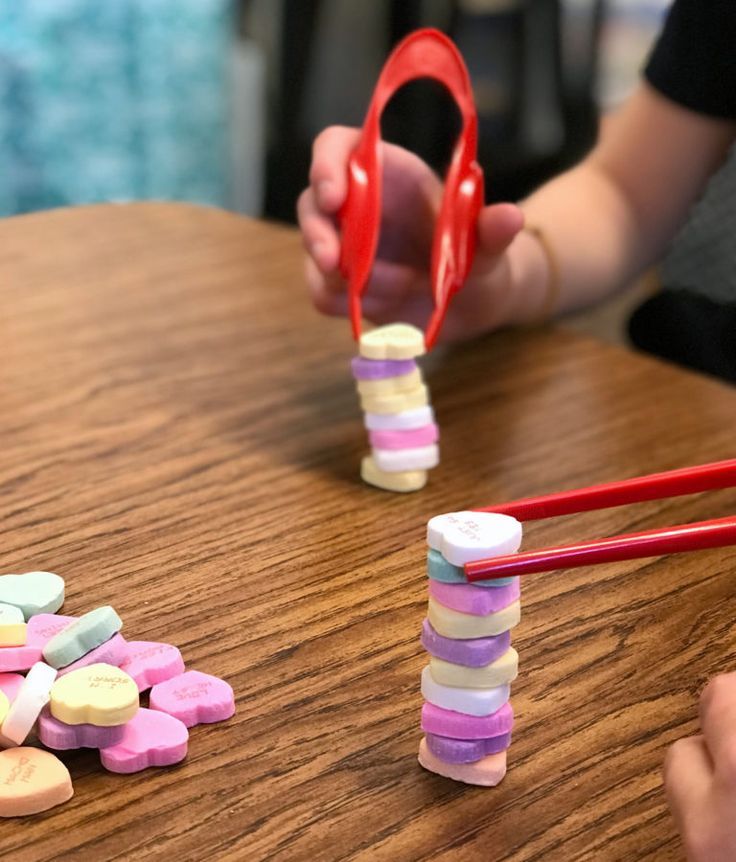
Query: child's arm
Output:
[[511, 83, 736, 322], [299, 84, 735, 340], [664, 673, 736, 862]]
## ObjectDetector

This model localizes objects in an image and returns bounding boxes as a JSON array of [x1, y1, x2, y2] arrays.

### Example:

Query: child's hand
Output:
[[297, 126, 525, 343], [664, 673, 736, 861]]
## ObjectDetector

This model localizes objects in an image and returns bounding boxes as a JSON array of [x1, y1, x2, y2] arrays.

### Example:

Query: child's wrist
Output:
[[504, 227, 559, 326]]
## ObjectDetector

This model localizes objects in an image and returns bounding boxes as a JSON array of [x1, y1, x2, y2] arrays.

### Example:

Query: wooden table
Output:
[[2, 203, 735, 862]]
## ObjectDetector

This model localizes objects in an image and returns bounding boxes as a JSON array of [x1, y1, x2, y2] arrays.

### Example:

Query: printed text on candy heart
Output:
[[174, 682, 212, 701], [35, 623, 68, 638], [88, 676, 128, 689], [134, 646, 169, 659], [4, 757, 36, 786], [445, 516, 482, 540]]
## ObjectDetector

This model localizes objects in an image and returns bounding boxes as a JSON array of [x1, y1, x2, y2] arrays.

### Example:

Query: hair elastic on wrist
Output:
[[524, 225, 560, 325]]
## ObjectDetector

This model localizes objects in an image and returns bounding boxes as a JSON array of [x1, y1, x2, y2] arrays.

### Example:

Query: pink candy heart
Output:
[[99, 708, 188, 774], [0, 614, 74, 672], [119, 641, 185, 692], [149, 671, 235, 728], [0, 672, 24, 704]]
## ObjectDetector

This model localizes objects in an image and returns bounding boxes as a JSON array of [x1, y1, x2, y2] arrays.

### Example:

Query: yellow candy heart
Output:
[[0, 691, 9, 725], [49, 663, 139, 727], [359, 323, 425, 360]]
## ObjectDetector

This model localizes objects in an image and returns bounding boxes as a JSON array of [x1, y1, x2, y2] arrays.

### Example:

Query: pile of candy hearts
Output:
[[0, 572, 235, 817]]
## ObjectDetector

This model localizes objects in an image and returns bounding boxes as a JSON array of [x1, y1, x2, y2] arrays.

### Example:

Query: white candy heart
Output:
[[0, 606, 23, 626], [364, 405, 435, 431], [372, 444, 439, 473], [421, 667, 510, 717], [427, 512, 522, 567]]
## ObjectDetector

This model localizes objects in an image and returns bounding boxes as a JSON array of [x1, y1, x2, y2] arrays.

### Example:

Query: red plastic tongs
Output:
[[339, 29, 484, 350], [464, 458, 736, 581]]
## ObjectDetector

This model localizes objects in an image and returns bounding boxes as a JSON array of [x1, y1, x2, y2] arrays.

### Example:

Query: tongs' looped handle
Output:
[[339, 29, 484, 350]]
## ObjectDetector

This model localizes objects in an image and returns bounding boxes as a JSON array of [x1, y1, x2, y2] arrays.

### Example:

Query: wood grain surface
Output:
[[1, 203, 735, 862]]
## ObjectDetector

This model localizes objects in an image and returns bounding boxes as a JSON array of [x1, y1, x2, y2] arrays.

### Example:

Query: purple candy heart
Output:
[[421, 701, 514, 740], [428, 580, 520, 616], [425, 731, 512, 763], [38, 707, 126, 750], [421, 619, 510, 668], [350, 356, 417, 380]]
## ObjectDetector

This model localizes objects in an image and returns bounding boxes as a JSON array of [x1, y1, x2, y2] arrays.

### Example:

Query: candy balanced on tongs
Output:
[[340, 29, 485, 490]]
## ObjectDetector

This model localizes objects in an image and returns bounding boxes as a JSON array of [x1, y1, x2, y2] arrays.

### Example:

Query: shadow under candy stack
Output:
[[418, 511, 523, 785], [352, 324, 439, 493]]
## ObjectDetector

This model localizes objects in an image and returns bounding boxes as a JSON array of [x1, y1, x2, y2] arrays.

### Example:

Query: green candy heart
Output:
[[0, 572, 65, 620], [43, 606, 122, 669]]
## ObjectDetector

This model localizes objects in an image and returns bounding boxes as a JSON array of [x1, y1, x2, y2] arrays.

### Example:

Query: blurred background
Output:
[[1, 0, 677, 343], [0, 0, 670, 221]]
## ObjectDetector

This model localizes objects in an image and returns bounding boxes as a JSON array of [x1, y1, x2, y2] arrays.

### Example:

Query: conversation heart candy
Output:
[[119, 641, 185, 692], [429, 648, 519, 689], [427, 512, 522, 567], [0, 662, 57, 746], [420, 620, 511, 668], [149, 670, 235, 728], [364, 405, 435, 431], [360, 384, 429, 415], [0, 644, 40, 674], [419, 737, 508, 784], [0, 692, 9, 725], [428, 579, 520, 615], [355, 368, 422, 396], [426, 549, 517, 588], [37, 708, 126, 750], [99, 707, 188, 773], [0, 604, 26, 647], [359, 323, 425, 360], [427, 598, 521, 639], [421, 666, 509, 717], [425, 731, 512, 763], [57, 633, 129, 677], [361, 456, 427, 493], [0, 674, 24, 704], [49, 663, 138, 726], [0, 747, 73, 816], [0, 614, 76, 673], [372, 443, 439, 473], [369, 423, 439, 450], [43, 606, 122, 669], [0, 572, 64, 620], [421, 701, 514, 740], [351, 356, 417, 380], [27, 613, 76, 643]]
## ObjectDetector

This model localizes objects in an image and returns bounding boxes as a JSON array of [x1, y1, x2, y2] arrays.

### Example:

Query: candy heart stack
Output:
[[353, 323, 440, 492], [0, 571, 235, 817], [418, 511, 523, 786]]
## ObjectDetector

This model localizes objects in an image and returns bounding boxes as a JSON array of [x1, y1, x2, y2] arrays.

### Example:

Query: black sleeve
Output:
[[644, 0, 736, 120]]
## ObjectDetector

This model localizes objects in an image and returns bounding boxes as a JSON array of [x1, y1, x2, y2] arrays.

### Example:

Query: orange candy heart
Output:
[[0, 747, 73, 816]]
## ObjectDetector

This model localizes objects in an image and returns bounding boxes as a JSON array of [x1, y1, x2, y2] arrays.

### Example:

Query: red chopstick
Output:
[[474, 458, 736, 521], [465, 458, 736, 581], [465, 515, 736, 581]]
